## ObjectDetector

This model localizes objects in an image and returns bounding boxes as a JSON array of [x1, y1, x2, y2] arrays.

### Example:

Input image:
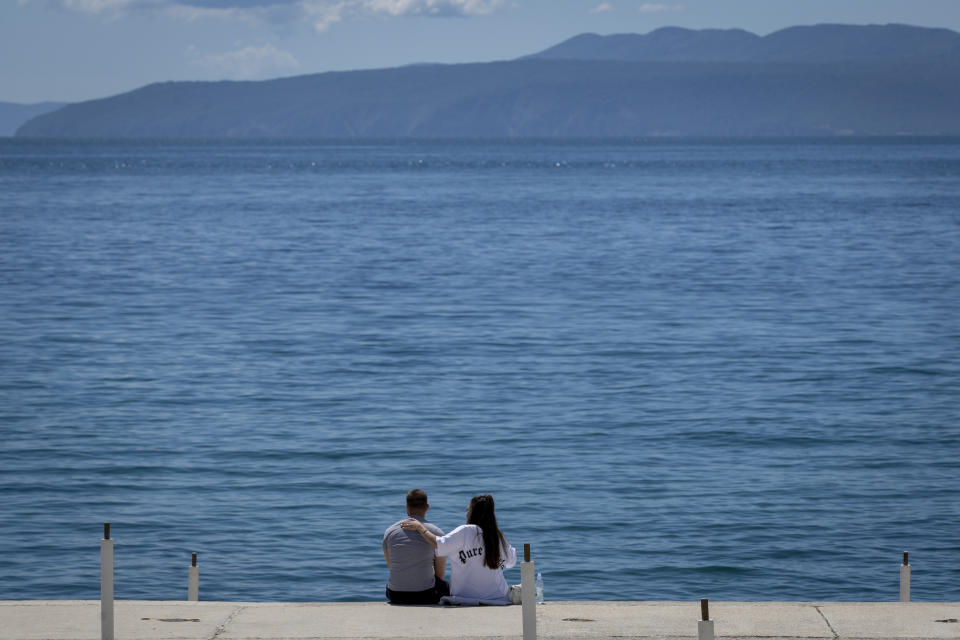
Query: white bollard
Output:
[[101, 523, 114, 640], [188, 553, 199, 601], [698, 598, 715, 640], [900, 551, 910, 602], [521, 543, 537, 640]]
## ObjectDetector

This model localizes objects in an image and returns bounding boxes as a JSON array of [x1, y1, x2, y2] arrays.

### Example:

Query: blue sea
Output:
[[1, 138, 958, 603]]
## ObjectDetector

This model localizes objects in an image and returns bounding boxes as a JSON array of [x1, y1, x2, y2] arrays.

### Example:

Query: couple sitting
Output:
[[382, 489, 517, 605]]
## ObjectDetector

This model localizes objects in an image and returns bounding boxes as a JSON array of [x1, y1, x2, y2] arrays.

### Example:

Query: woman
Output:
[[401, 494, 517, 603]]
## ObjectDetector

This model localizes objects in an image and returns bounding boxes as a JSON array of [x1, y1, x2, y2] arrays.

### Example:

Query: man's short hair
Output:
[[406, 489, 428, 510]]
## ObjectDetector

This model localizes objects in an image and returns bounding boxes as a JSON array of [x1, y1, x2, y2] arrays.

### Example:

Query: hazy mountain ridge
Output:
[[529, 23, 960, 63], [16, 24, 960, 138]]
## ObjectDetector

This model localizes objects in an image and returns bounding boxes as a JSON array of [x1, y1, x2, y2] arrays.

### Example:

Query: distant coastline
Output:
[[14, 24, 960, 139], [0, 101, 66, 136]]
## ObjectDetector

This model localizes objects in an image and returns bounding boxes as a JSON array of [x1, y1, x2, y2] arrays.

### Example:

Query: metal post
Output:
[[900, 551, 910, 602], [698, 598, 715, 640], [188, 552, 199, 601], [101, 523, 114, 640], [521, 543, 536, 640]]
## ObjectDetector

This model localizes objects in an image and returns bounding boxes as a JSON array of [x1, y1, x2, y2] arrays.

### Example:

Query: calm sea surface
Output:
[[1, 138, 958, 602]]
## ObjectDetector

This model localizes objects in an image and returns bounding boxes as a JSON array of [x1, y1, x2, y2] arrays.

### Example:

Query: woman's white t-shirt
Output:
[[435, 524, 517, 601]]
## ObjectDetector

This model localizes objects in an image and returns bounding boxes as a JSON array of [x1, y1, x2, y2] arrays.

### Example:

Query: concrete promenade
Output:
[[2, 600, 960, 640]]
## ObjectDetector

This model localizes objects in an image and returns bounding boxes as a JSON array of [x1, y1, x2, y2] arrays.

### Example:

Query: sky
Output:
[[3, 0, 960, 104]]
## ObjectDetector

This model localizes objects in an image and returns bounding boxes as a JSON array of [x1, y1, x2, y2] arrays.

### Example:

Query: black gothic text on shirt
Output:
[[458, 546, 484, 564]]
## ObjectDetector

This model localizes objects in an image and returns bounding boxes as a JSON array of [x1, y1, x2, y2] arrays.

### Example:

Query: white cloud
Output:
[[20, 0, 222, 16], [56, 0, 140, 13], [300, 0, 347, 31], [590, 2, 613, 13], [187, 43, 301, 79], [163, 3, 262, 22], [30, 0, 504, 27], [637, 2, 682, 13], [299, 0, 507, 33], [360, 0, 502, 17]]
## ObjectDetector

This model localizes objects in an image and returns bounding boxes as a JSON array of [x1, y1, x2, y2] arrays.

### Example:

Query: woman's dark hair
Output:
[[467, 494, 507, 570]]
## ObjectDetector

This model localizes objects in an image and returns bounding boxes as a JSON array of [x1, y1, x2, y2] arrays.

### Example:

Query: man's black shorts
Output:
[[386, 576, 450, 605]]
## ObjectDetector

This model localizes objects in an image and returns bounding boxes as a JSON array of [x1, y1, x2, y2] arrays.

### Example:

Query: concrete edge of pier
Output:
[[2, 600, 960, 640]]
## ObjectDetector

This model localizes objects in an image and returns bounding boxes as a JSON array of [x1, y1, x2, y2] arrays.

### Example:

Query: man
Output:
[[382, 489, 449, 604]]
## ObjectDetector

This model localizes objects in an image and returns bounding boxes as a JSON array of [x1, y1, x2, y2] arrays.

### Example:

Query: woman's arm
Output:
[[400, 519, 438, 549]]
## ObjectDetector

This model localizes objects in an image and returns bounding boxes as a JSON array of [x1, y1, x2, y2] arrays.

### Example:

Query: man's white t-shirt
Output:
[[435, 524, 517, 601]]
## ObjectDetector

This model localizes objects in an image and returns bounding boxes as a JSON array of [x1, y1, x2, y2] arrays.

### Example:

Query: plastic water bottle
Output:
[[535, 571, 544, 604]]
